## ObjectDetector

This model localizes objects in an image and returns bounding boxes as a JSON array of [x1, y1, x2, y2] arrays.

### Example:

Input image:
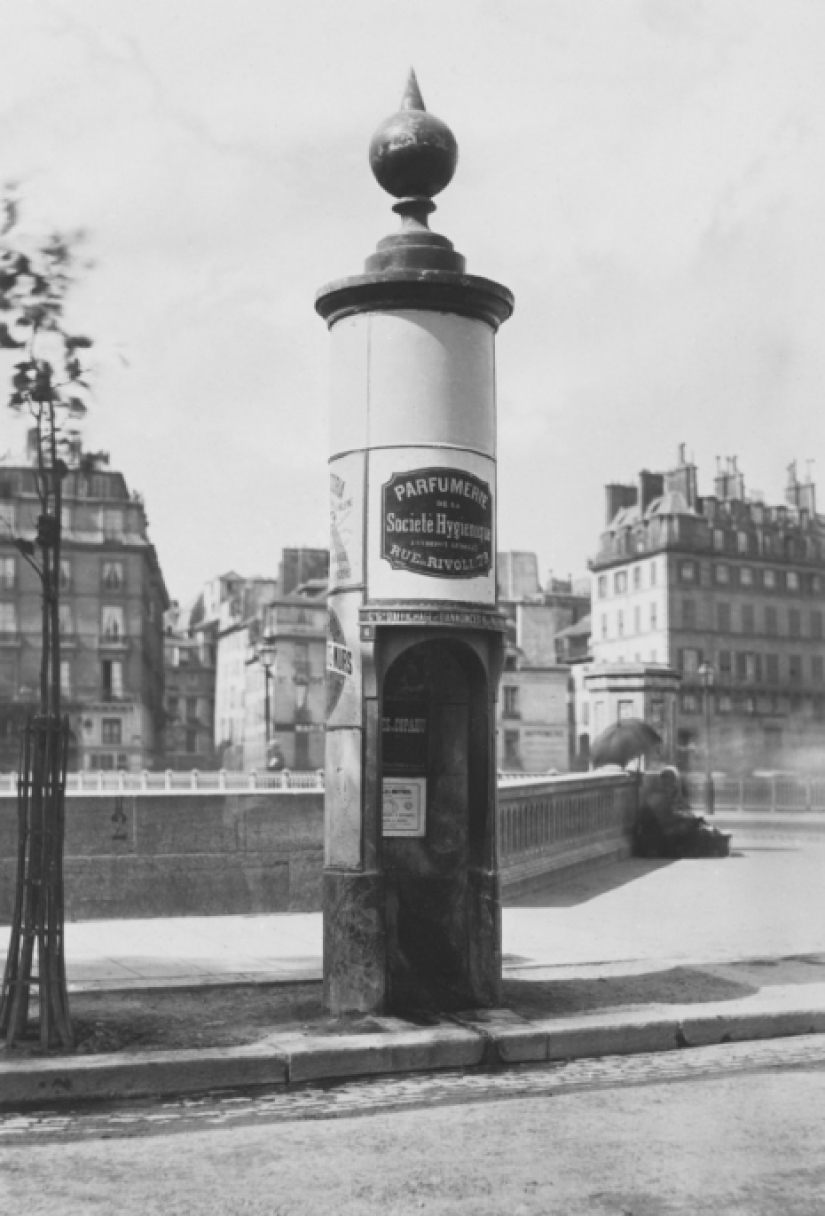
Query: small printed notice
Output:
[[382, 778, 427, 838]]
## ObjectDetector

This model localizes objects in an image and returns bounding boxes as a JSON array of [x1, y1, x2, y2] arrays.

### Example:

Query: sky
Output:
[[0, 0, 823, 603]]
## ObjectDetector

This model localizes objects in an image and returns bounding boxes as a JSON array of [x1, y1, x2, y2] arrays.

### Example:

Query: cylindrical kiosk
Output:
[[316, 73, 513, 1015]]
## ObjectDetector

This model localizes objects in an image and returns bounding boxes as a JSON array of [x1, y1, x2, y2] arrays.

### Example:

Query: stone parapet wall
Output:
[[0, 792, 323, 923], [0, 775, 637, 922]]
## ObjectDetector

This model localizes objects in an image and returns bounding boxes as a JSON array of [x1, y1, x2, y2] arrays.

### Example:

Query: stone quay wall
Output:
[[0, 773, 637, 923]]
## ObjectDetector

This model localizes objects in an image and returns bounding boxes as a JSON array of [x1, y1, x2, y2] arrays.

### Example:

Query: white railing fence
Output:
[[684, 773, 825, 813], [0, 769, 326, 795]]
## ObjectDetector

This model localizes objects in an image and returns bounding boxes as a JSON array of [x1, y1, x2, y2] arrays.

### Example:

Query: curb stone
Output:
[[2, 1002, 824, 1109]]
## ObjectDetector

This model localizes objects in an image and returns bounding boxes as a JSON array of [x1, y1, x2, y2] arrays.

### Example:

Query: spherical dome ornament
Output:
[[369, 70, 458, 200]]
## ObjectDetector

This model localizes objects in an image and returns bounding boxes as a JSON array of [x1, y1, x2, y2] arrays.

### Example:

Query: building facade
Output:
[[589, 449, 825, 774], [212, 581, 328, 773], [0, 452, 169, 772], [494, 555, 589, 773]]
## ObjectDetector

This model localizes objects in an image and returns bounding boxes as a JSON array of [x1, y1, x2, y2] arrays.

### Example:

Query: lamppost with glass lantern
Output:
[[698, 661, 715, 815], [248, 642, 277, 768]]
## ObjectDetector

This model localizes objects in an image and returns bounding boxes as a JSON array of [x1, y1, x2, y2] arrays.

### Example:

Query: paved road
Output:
[[2, 1036, 824, 1214]]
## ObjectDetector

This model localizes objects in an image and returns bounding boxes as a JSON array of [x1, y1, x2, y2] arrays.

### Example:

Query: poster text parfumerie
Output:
[[381, 466, 493, 579]]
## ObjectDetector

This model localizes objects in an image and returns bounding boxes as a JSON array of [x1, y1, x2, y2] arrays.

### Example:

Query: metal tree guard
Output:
[[0, 460, 74, 1049]]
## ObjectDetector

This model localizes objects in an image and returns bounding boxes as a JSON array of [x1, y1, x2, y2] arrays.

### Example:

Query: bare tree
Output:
[[0, 190, 93, 1049]]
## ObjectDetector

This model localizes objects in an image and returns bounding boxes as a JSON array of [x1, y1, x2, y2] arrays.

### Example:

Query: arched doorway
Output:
[[381, 637, 496, 1012]]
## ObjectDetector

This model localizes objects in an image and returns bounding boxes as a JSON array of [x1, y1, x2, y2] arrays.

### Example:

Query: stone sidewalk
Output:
[[2, 816, 824, 1106]]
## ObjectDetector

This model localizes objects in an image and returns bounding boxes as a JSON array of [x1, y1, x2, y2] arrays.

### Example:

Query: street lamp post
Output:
[[698, 661, 715, 815], [258, 643, 276, 764], [247, 642, 277, 770]]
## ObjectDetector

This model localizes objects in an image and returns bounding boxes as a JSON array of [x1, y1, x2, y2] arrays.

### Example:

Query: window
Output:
[[718, 694, 732, 714], [597, 575, 607, 599], [102, 561, 124, 591], [58, 605, 73, 635], [812, 611, 823, 640], [787, 571, 799, 592], [713, 529, 725, 552], [614, 571, 627, 595], [59, 559, 71, 591], [186, 696, 199, 721], [101, 606, 125, 640], [766, 654, 779, 683], [718, 649, 732, 675], [617, 610, 624, 636], [735, 652, 748, 681], [715, 564, 730, 585], [789, 609, 801, 638], [813, 657, 824, 684], [716, 603, 731, 632], [0, 557, 15, 590], [679, 561, 696, 583], [600, 614, 608, 639], [813, 575, 823, 594], [739, 567, 753, 587], [633, 566, 642, 591], [186, 728, 198, 754], [650, 562, 657, 586], [737, 531, 749, 553], [167, 696, 179, 720], [102, 718, 122, 745], [742, 605, 755, 635], [764, 569, 776, 590], [789, 655, 802, 682], [0, 603, 17, 632], [681, 648, 700, 676], [681, 693, 698, 713], [765, 607, 778, 636], [618, 700, 634, 721], [581, 703, 590, 726], [503, 686, 520, 718], [682, 599, 696, 628], [90, 753, 116, 771], [503, 730, 520, 767], [103, 509, 123, 539], [102, 659, 124, 700], [633, 606, 641, 634], [60, 660, 71, 698], [650, 602, 658, 630]]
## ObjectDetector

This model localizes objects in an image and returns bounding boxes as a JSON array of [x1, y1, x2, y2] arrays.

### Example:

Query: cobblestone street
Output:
[[2, 1035, 824, 1215]]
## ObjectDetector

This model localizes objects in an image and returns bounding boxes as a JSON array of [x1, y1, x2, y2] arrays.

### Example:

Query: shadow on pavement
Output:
[[503, 965, 760, 1017], [504, 857, 675, 909]]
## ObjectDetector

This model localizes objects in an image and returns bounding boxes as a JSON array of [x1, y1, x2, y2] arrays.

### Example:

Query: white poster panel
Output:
[[324, 727, 362, 869], [329, 450, 365, 590], [367, 447, 496, 604], [382, 778, 427, 837], [326, 589, 362, 730]]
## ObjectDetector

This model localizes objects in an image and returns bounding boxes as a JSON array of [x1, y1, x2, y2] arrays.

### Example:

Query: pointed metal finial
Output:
[[400, 68, 426, 112], [369, 73, 458, 201]]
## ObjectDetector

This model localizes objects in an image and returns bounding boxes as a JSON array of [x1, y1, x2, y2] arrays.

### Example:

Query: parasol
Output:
[[590, 718, 662, 769]]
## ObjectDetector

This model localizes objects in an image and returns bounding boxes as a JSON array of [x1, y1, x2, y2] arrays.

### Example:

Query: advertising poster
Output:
[[382, 778, 427, 838], [367, 447, 496, 604], [326, 591, 362, 730], [329, 451, 364, 591]]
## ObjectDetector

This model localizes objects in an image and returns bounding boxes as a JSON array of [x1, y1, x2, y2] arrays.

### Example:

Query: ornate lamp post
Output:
[[698, 661, 715, 815]]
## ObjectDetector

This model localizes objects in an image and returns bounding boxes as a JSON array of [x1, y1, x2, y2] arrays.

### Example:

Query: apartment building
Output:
[[0, 449, 168, 771], [589, 448, 825, 773]]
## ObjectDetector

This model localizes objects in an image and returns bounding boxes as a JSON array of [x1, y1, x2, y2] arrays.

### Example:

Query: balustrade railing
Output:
[[685, 773, 825, 813], [0, 769, 326, 795], [497, 771, 637, 874]]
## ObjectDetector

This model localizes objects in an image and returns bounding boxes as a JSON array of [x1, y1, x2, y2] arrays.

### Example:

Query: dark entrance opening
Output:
[[381, 637, 495, 1013]]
